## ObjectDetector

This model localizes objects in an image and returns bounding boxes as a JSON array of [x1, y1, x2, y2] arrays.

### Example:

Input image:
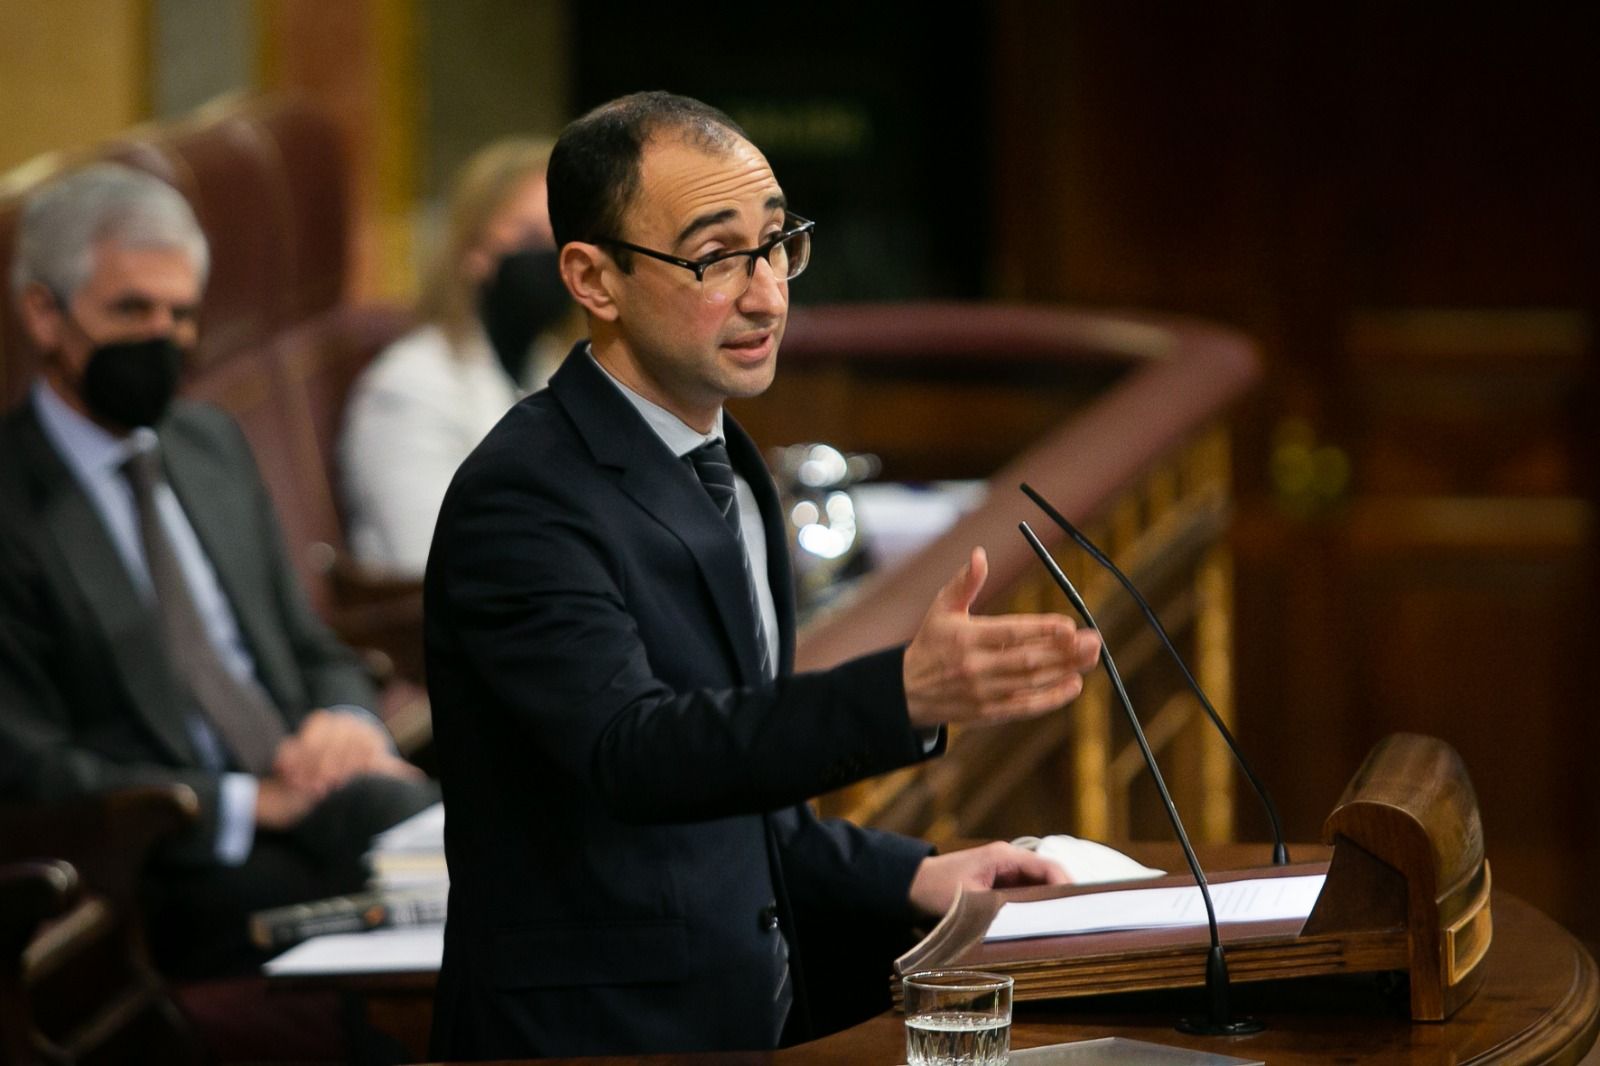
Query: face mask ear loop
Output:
[[49, 288, 100, 351], [45, 290, 100, 398]]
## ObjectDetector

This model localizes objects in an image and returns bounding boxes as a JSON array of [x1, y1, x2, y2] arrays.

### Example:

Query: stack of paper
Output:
[[263, 925, 444, 976], [365, 801, 448, 895], [985, 874, 1327, 941]]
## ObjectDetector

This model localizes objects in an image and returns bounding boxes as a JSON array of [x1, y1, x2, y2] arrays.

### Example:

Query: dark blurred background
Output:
[[2, 0, 1595, 945]]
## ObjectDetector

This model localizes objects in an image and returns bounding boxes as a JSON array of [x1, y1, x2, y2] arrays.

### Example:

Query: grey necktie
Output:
[[686, 439, 773, 680], [122, 445, 286, 775]]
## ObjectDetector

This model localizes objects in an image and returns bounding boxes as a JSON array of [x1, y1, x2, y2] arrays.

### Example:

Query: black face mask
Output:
[[79, 335, 184, 430], [478, 247, 570, 384]]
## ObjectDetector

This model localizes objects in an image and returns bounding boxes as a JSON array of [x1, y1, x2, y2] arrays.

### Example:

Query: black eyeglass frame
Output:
[[597, 214, 815, 284]]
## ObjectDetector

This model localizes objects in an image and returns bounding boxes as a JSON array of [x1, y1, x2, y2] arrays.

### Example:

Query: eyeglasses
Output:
[[599, 214, 814, 303]]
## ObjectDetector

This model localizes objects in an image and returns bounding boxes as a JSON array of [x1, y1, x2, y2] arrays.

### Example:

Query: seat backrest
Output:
[[0, 97, 350, 404], [0, 96, 411, 615], [187, 305, 410, 613]]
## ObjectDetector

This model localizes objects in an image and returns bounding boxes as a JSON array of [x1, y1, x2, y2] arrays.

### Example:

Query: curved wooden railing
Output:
[[732, 302, 1261, 847]]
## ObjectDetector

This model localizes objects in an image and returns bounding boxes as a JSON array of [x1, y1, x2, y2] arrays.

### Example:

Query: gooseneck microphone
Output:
[[1021, 521, 1262, 1036], [1021, 482, 1289, 867]]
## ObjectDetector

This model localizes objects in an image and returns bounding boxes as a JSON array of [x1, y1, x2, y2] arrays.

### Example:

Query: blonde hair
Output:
[[417, 137, 554, 341]]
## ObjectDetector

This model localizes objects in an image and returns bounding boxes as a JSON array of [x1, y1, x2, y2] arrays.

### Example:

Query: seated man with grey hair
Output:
[[0, 162, 437, 976]]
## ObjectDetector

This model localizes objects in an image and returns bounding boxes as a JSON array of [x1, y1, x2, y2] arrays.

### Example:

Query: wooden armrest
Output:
[[1, 860, 81, 1066], [319, 547, 427, 685], [0, 855, 203, 1066], [322, 550, 423, 607], [0, 861, 79, 967], [0, 786, 198, 914]]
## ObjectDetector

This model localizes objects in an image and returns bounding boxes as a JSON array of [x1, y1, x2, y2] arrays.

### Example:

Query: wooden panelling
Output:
[[0, 0, 149, 174], [989, 4, 1600, 945]]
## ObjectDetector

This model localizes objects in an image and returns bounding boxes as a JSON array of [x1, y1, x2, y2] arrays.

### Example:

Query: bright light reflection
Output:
[[798, 444, 849, 487]]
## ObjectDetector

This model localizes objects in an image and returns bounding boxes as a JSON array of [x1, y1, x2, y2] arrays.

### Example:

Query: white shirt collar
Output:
[[31, 377, 156, 480], [587, 346, 724, 458]]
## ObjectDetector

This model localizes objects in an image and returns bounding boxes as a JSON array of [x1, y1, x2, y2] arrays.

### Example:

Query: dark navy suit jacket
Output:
[[425, 348, 936, 1059]]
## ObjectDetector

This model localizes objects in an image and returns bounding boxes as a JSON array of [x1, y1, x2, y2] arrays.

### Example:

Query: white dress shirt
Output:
[[591, 353, 780, 674]]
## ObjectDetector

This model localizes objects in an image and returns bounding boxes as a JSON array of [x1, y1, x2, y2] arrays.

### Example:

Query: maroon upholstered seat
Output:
[[0, 95, 422, 1061], [0, 95, 416, 645]]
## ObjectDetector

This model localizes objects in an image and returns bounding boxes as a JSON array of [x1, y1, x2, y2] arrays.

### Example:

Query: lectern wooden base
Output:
[[896, 734, 1490, 1022]]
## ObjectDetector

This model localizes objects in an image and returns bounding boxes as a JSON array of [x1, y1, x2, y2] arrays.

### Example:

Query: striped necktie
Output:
[[686, 439, 774, 680]]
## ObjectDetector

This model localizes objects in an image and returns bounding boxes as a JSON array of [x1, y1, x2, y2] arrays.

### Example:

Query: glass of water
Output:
[[903, 970, 1013, 1066]]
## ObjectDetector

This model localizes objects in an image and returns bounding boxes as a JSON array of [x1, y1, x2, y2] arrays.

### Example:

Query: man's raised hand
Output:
[[902, 547, 1102, 730]]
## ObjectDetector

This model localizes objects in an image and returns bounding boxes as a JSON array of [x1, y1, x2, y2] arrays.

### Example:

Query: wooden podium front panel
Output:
[[321, 893, 1593, 1064], [485, 896, 1584, 1065], [773, 895, 1597, 1066]]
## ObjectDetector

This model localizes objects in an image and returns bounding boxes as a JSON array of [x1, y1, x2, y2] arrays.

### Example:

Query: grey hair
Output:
[[10, 163, 210, 304]]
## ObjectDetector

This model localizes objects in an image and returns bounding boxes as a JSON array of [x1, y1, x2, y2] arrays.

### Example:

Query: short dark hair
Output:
[[548, 91, 749, 264]]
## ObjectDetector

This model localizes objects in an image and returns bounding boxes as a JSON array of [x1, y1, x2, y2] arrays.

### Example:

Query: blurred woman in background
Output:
[[340, 138, 575, 574]]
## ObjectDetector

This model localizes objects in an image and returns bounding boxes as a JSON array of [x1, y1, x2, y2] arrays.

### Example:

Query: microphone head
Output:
[[1020, 482, 1103, 561]]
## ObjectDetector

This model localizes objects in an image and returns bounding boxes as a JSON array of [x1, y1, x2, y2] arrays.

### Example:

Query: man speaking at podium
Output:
[[425, 91, 1103, 1060]]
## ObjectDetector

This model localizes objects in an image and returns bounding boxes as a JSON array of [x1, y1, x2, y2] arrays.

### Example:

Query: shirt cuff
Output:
[[216, 772, 258, 865], [328, 703, 397, 754]]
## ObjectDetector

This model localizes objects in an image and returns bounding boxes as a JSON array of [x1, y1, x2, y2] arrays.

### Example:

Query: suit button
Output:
[[758, 904, 780, 932]]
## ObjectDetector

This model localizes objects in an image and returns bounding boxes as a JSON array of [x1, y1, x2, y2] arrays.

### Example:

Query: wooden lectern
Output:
[[896, 733, 1492, 1023]]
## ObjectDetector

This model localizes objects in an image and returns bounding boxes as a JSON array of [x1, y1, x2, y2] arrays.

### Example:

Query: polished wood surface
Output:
[[447, 893, 1590, 1066], [808, 896, 1597, 1066], [894, 738, 1494, 1022], [1309, 734, 1492, 1019]]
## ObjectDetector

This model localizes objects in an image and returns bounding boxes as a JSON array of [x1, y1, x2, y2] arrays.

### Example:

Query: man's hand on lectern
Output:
[[908, 841, 1071, 919]]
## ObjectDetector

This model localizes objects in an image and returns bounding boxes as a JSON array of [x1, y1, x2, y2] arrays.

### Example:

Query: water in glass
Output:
[[905, 1009, 1010, 1066]]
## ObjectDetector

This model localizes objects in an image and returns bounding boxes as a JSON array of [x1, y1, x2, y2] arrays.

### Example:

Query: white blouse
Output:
[[338, 323, 521, 574]]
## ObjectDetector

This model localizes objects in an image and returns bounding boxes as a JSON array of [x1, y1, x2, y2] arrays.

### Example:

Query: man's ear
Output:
[[17, 282, 67, 353], [560, 242, 620, 323]]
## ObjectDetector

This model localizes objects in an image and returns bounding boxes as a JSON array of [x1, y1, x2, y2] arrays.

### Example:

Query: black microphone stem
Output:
[[1021, 482, 1289, 867], [1020, 523, 1219, 947], [1021, 521, 1262, 1035]]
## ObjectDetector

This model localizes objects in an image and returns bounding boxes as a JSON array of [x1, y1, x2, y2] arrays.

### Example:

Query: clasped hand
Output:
[[256, 709, 422, 829]]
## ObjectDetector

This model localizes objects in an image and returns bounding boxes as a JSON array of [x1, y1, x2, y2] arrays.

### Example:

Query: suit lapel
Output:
[[550, 349, 767, 685], [10, 407, 200, 764]]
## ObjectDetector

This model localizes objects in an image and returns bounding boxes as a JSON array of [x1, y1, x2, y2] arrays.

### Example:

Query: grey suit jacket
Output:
[[0, 396, 374, 865]]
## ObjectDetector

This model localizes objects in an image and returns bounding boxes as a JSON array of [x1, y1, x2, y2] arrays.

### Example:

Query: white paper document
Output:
[[984, 874, 1326, 942], [262, 924, 444, 976], [1013, 834, 1166, 885], [368, 800, 444, 854]]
